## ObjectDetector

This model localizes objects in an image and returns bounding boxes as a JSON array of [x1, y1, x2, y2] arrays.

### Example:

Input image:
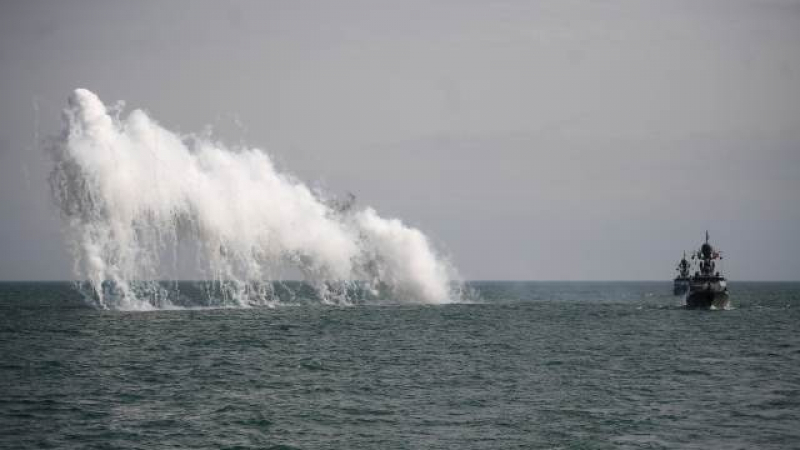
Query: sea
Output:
[[1, 281, 799, 450]]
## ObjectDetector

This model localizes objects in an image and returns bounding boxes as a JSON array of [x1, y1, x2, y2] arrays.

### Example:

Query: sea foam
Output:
[[47, 89, 459, 309]]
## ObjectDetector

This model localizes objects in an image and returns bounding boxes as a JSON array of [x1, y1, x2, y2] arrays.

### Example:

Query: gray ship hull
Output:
[[686, 288, 730, 310], [673, 279, 689, 296]]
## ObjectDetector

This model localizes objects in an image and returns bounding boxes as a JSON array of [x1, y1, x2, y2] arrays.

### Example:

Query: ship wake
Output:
[[47, 89, 462, 310]]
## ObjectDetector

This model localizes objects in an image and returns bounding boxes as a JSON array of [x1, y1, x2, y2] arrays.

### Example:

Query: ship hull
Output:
[[673, 279, 689, 296], [685, 290, 730, 310]]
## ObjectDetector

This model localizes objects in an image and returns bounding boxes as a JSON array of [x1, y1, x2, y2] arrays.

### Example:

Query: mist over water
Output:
[[47, 89, 461, 310]]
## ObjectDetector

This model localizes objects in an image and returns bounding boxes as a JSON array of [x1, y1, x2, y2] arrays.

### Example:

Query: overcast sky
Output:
[[1, 0, 799, 281]]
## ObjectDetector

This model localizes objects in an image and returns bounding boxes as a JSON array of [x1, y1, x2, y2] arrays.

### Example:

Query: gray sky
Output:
[[1, 0, 799, 281]]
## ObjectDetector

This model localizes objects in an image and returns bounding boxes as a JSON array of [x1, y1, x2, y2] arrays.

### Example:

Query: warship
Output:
[[686, 231, 730, 309], [673, 252, 690, 295]]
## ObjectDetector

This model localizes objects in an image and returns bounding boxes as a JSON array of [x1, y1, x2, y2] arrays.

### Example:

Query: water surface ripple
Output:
[[2, 282, 799, 449]]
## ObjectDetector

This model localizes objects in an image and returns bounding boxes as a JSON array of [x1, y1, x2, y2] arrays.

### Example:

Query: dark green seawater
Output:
[[2, 281, 799, 449]]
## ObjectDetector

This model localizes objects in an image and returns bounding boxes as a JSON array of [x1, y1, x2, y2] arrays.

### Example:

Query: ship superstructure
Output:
[[673, 252, 690, 296]]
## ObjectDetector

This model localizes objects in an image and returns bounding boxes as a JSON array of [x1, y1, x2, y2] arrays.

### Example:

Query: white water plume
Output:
[[47, 89, 460, 309]]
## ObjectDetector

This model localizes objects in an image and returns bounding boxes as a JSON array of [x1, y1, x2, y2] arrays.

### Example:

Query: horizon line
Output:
[[0, 279, 798, 283]]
